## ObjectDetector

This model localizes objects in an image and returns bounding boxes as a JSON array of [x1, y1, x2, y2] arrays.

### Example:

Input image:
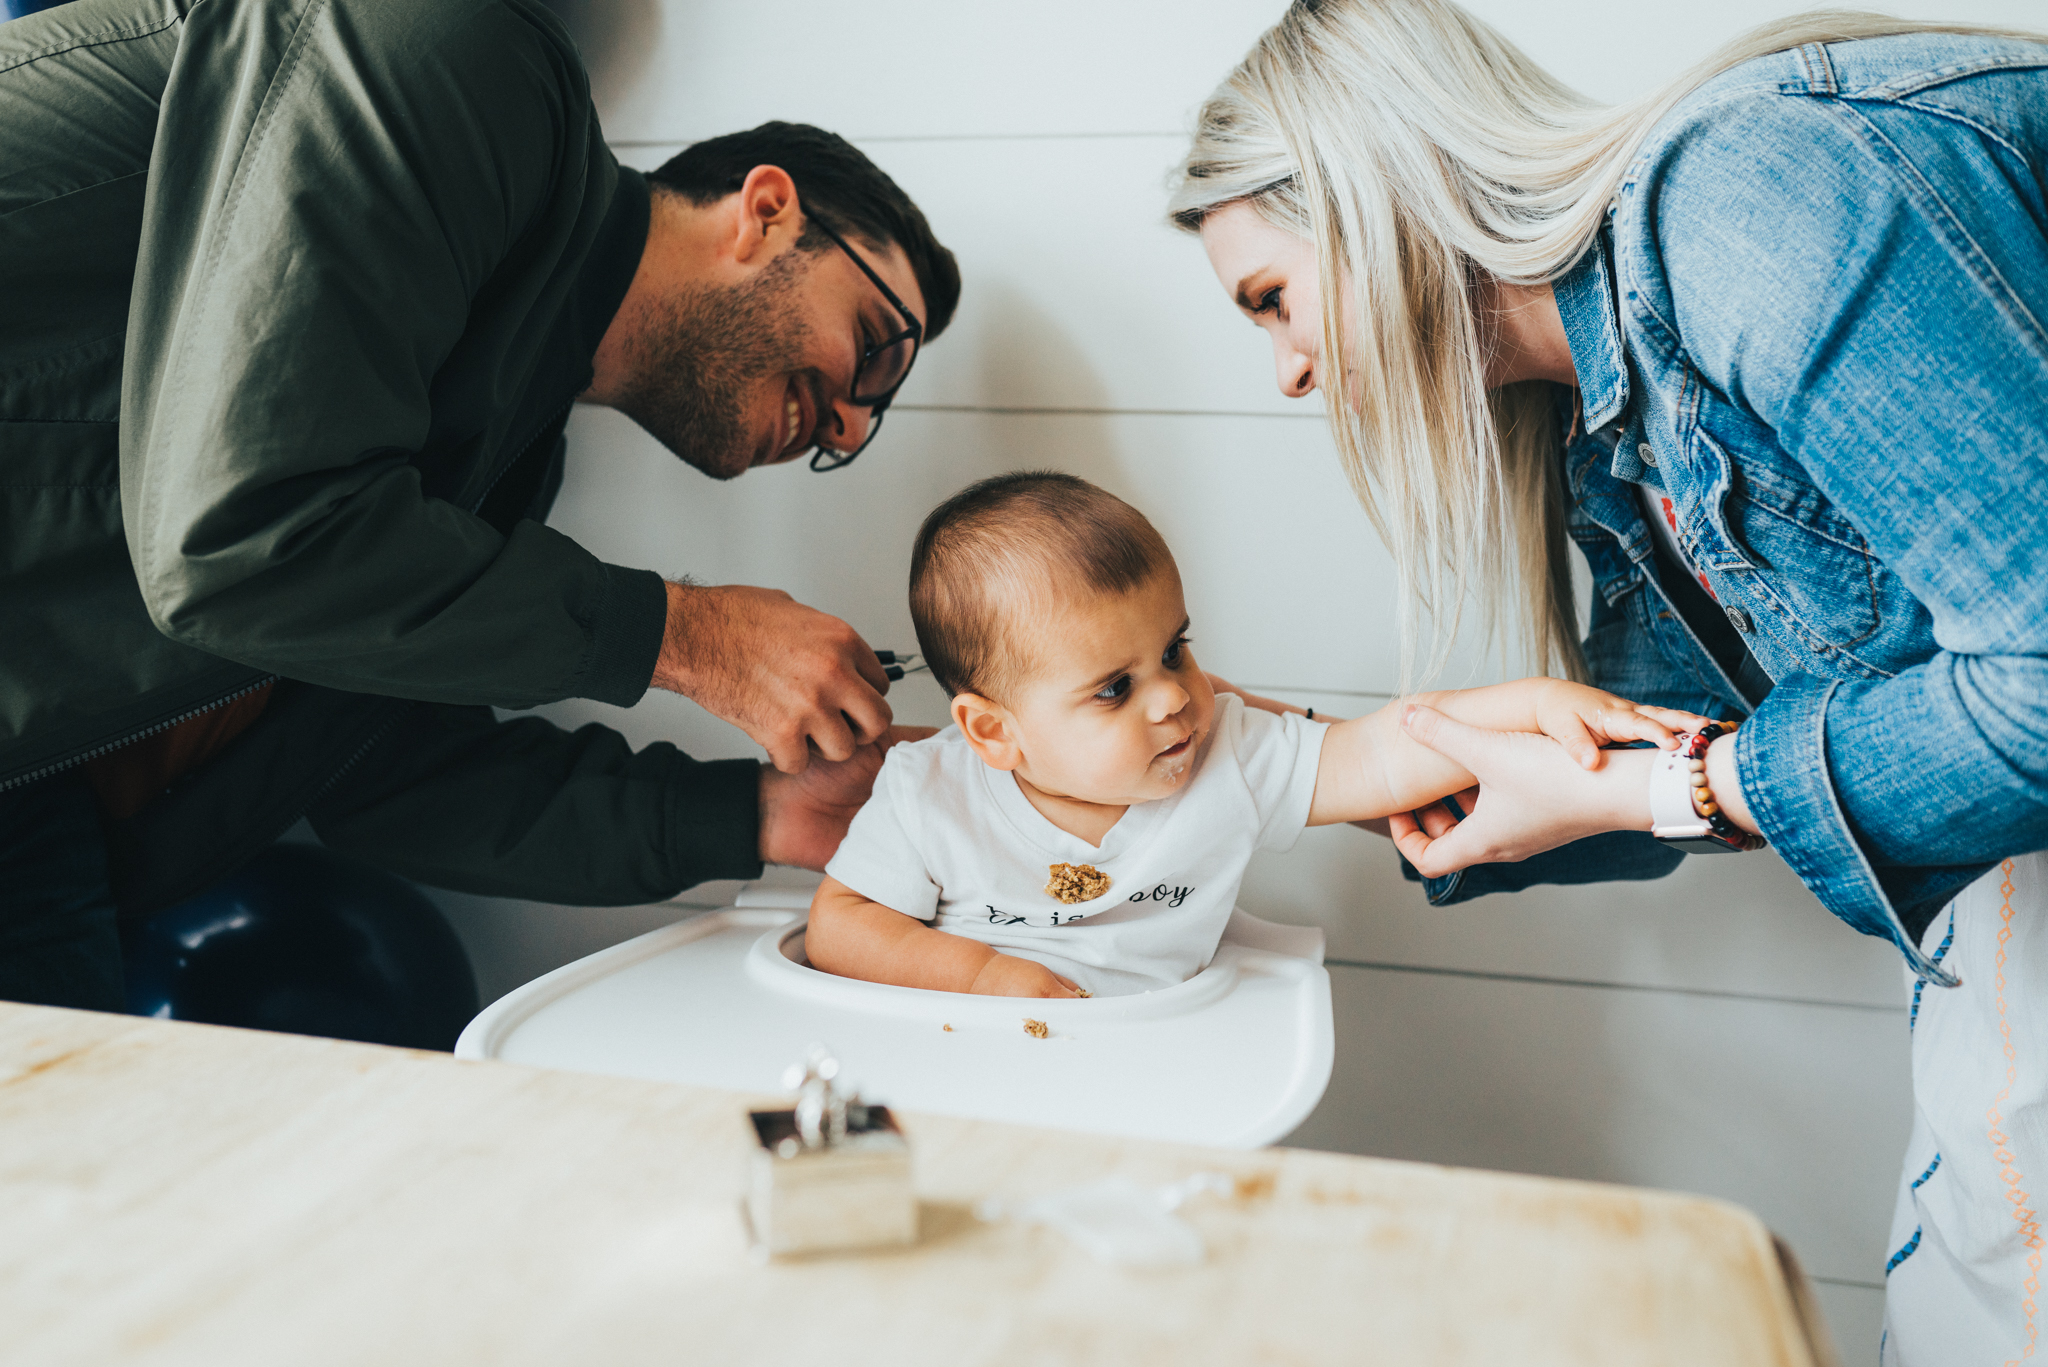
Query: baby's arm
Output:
[[806, 877, 1081, 998], [1308, 679, 1709, 825]]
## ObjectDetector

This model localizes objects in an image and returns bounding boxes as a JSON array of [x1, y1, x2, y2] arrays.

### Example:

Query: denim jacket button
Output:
[[1637, 442, 1658, 467], [1725, 605, 1754, 633]]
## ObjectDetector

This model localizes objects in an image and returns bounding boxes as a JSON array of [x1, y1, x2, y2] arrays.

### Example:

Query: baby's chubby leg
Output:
[[806, 877, 1081, 998]]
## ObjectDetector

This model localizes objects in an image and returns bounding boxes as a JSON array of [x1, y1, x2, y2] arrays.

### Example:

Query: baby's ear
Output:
[[952, 693, 1021, 771]]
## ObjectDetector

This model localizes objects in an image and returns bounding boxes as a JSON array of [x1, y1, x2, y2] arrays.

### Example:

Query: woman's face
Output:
[[1200, 202, 1324, 401]]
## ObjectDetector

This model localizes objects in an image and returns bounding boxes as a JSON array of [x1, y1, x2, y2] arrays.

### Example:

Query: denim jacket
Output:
[[1412, 33, 2048, 984]]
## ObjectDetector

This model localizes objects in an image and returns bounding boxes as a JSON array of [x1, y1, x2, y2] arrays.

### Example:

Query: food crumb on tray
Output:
[[942, 1023, 953, 1032], [1023, 1018, 1050, 1039]]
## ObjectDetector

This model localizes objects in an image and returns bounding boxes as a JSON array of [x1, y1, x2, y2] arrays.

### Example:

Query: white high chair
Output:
[[455, 883, 1334, 1148]]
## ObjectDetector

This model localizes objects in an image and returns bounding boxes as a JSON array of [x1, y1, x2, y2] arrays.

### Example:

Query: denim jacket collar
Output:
[[1553, 231, 1630, 433]]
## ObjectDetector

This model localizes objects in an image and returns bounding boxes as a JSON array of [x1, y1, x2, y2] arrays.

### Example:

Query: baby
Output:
[[806, 472, 1698, 999]]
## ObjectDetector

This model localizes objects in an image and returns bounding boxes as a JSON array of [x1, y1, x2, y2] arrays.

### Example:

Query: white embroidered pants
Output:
[[1884, 854, 2048, 1364]]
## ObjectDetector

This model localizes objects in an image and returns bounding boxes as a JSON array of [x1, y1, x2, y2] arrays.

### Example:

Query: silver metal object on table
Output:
[[744, 1046, 916, 1259]]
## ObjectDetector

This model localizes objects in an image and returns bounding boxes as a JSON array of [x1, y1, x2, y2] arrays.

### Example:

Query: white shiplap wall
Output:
[[431, 3, 2040, 1354]]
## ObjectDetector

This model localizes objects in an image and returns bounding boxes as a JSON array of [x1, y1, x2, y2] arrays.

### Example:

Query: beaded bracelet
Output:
[[1679, 722, 1767, 852]]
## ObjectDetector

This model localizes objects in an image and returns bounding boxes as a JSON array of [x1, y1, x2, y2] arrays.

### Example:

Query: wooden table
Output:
[[0, 1003, 1835, 1365]]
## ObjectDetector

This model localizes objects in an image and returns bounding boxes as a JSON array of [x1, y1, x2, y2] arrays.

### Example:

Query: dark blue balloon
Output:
[[125, 846, 479, 1051]]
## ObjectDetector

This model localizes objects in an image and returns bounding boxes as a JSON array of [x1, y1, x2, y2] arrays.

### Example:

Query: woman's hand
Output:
[[1387, 705, 1657, 877], [1531, 680, 1711, 770]]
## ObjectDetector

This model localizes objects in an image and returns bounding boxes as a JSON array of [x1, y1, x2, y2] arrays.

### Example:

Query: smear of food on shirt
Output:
[[1024, 1018, 1050, 1039], [1046, 862, 1110, 904]]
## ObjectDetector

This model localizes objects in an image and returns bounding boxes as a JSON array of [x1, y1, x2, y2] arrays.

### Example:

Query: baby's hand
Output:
[[1532, 680, 1714, 770], [969, 953, 1082, 999]]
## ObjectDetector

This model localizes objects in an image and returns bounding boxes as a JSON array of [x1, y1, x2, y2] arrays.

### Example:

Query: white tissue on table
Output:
[[976, 1173, 1232, 1267]]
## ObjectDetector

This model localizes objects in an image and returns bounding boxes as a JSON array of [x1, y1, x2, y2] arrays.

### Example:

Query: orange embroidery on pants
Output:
[[1986, 859, 2039, 1363]]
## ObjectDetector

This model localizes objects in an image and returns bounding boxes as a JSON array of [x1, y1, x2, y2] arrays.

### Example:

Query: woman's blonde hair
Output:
[[1170, 2, 2033, 686]]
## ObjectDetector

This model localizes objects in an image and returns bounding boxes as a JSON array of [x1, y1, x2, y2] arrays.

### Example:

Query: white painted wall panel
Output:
[[1246, 820, 1911, 1009], [566, 0, 2043, 145], [561, 0, 1284, 143], [1809, 1282, 1885, 1366], [1284, 965, 1911, 1343], [541, 405, 1429, 698]]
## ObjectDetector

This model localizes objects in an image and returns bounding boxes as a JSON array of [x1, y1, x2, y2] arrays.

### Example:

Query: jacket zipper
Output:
[[0, 673, 281, 795]]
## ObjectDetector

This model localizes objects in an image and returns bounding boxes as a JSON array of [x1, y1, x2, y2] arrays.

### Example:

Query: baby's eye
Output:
[[1163, 634, 1191, 667], [1095, 674, 1132, 702], [1253, 286, 1282, 316]]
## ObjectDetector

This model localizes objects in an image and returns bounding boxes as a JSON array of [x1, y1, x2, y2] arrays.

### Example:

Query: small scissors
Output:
[[874, 650, 929, 683]]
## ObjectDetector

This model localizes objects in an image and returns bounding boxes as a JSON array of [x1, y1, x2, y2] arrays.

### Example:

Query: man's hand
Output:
[[758, 725, 936, 870], [653, 581, 893, 773]]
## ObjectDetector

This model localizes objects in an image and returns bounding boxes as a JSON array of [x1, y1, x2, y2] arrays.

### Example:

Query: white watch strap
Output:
[[1649, 744, 1713, 842]]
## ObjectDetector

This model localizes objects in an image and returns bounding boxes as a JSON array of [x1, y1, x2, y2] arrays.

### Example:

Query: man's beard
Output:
[[610, 248, 816, 481]]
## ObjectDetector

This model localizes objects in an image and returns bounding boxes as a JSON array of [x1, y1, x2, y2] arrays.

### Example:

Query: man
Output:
[[0, 0, 961, 1010]]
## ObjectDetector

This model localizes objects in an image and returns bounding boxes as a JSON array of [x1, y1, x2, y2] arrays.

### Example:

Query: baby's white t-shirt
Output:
[[823, 694, 1329, 995]]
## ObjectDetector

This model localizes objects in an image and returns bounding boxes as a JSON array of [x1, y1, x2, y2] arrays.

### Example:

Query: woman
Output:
[[1170, 2, 2047, 1357]]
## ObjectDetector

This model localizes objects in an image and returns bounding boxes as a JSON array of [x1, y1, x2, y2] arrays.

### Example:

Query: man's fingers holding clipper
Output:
[[805, 714, 858, 766], [652, 583, 895, 773]]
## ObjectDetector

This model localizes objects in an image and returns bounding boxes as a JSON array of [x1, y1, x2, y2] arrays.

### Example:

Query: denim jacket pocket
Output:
[[1682, 391, 1892, 677]]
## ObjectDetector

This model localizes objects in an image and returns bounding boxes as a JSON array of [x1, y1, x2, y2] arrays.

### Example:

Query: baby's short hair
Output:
[[910, 472, 1174, 699]]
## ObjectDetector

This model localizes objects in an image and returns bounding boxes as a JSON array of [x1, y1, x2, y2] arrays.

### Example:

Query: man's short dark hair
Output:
[[910, 472, 1175, 699], [648, 122, 960, 340]]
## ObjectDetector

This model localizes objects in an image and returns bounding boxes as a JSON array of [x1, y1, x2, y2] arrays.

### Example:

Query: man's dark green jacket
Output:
[[0, 0, 762, 908]]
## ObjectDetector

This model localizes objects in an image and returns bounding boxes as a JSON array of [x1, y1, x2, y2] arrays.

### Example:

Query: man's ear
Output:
[[952, 693, 1022, 771], [730, 164, 801, 265]]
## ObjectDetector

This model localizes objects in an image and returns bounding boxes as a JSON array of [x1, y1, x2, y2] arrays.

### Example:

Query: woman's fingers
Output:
[[1388, 810, 1432, 869], [1399, 707, 1653, 874], [1400, 705, 1492, 773], [1391, 805, 1486, 877], [1386, 792, 1468, 869], [1415, 794, 1466, 838]]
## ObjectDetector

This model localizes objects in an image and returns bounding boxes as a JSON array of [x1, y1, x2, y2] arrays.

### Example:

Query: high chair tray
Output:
[[455, 892, 1334, 1149]]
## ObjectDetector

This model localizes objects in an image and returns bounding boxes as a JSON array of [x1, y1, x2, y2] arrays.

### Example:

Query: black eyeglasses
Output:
[[807, 217, 923, 472]]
